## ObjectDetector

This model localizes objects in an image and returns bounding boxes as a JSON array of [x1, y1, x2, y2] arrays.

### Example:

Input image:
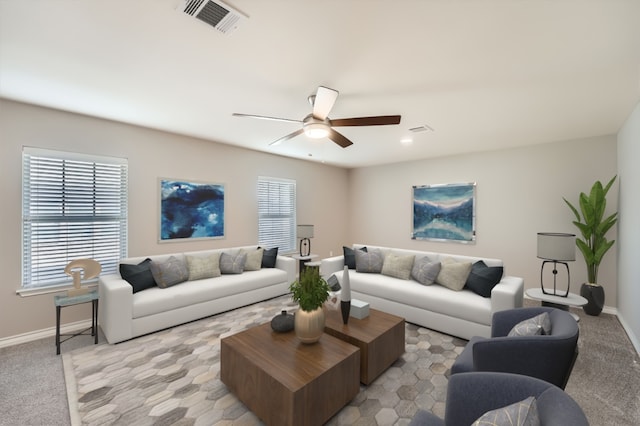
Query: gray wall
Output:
[[0, 99, 350, 340], [347, 136, 618, 306], [0, 98, 630, 350], [617, 101, 640, 351]]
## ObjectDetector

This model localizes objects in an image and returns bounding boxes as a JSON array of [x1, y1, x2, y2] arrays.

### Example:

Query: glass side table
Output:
[[54, 289, 99, 355]]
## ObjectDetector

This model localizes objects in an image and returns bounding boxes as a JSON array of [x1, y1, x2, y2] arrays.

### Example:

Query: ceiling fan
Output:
[[232, 86, 401, 148]]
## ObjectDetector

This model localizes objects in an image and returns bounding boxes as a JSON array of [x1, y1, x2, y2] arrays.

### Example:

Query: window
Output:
[[22, 147, 128, 290], [257, 176, 296, 254]]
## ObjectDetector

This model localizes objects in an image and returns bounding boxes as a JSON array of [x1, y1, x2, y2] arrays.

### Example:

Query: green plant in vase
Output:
[[563, 175, 617, 315], [289, 267, 331, 343]]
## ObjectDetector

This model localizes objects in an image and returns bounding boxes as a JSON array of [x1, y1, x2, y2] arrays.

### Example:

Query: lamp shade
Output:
[[537, 232, 576, 261], [297, 224, 314, 239]]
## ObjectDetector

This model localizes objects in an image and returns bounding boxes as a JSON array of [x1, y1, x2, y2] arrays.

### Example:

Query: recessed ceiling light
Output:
[[400, 138, 413, 145]]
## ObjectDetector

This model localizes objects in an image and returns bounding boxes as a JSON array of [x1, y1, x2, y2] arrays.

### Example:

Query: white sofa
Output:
[[320, 244, 524, 340], [99, 246, 296, 343]]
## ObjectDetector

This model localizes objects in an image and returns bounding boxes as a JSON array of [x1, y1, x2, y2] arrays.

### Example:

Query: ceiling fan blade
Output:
[[233, 113, 301, 124], [331, 115, 401, 127], [312, 86, 339, 120], [328, 129, 353, 148], [269, 128, 305, 146]]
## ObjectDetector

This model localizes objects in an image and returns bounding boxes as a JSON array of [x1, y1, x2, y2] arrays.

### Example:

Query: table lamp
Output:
[[537, 232, 575, 297], [297, 224, 314, 257]]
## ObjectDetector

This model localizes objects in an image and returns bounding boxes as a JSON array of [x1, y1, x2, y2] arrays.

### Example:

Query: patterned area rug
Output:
[[63, 295, 466, 425]]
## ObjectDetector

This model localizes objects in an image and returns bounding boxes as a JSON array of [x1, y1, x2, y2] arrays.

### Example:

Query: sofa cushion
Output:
[[220, 252, 247, 274], [132, 268, 288, 319], [120, 258, 157, 293], [344, 246, 367, 269], [466, 260, 504, 297], [355, 248, 384, 273], [472, 396, 539, 426], [150, 256, 189, 288], [411, 256, 441, 286], [508, 312, 552, 337], [436, 257, 472, 291], [342, 270, 492, 325], [261, 247, 278, 268], [382, 254, 415, 280], [186, 253, 221, 281], [242, 248, 264, 271]]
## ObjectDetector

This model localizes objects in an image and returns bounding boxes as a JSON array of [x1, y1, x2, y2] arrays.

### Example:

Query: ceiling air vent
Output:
[[181, 0, 246, 35]]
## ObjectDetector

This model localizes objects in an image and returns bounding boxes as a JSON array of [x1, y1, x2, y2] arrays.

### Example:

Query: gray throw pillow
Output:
[[220, 252, 247, 274], [150, 256, 189, 288], [355, 248, 384, 273], [411, 257, 441, 286], [241, 248, 264, 271], [435, 257, 472, 291], [381, 254, 415, 280], [472, 396, 540, 426], [186, 253, 221, 281], [508, 312, 552, 337]]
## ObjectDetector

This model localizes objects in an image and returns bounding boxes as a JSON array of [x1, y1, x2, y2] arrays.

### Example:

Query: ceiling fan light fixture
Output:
[[303, 121, 330, 139]]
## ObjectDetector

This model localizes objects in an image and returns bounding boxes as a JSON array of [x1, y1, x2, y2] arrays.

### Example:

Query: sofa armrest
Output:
[[98, 274, 134, 344], [490, 276, 524, 314], [275, 255, 297, 285], [320, 255, 345, 277]]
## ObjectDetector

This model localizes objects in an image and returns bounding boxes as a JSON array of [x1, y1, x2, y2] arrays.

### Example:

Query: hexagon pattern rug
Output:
[[63, 295, 466, 426]]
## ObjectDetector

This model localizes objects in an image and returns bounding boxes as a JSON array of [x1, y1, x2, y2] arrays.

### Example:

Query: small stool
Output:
[[54, 290, 99, 355]]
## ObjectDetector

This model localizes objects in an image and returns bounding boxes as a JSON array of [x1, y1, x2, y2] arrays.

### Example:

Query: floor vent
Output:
[[180, 0, 246, 35]]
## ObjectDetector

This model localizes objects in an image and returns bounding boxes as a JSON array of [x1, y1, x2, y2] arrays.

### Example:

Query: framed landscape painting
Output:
[[412, 182, 476, 243], [160, 179, 225, 241]]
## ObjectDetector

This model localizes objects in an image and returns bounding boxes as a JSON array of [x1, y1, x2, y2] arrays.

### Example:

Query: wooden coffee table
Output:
[[324, 308, 405, 385], [220, 322, 360, 426]]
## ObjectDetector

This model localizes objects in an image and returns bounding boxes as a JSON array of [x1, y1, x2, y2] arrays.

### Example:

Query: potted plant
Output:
[[289, 267, 331, 343], [563, 175, 617, 316]]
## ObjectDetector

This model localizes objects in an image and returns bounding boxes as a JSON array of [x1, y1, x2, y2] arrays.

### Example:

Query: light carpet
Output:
[[62, 295, 466, 426]]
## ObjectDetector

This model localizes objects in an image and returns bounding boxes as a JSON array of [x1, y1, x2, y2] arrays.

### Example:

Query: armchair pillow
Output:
[[472, 396, 540, 426], [508, 312, 552, 337]]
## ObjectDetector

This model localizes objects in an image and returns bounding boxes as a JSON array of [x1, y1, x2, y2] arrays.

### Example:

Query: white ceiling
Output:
[[1, 0, 639, 168]]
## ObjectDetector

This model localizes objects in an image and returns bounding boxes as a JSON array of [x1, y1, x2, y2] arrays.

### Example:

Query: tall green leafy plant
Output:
[[563, 176, 617, 284], [289, 267, 330, 312]]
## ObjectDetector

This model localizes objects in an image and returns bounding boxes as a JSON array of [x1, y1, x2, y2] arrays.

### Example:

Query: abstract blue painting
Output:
[[412, 182, 476, 243], [160, 179, 225, 241]]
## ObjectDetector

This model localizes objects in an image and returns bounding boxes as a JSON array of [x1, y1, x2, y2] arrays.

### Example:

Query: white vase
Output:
[[341, 265, 351, 302]]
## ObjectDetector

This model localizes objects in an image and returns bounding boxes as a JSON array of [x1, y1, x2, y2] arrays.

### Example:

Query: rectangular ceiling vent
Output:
[[409, 124, 434, 133], [181, 0, 246, 35]]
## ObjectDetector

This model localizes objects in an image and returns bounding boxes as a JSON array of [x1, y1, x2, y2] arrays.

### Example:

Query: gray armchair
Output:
[[451, 307, 579, 389], [410, 372, 589, 426]]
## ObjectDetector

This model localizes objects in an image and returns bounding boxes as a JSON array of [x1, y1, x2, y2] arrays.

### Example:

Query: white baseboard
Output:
[[0, 319, 93, 349], [617, 313, 640, 356]]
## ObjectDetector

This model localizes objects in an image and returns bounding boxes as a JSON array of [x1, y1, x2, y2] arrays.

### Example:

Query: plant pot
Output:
[[294, 306, 325, 344], [580, 283, 605, 316]]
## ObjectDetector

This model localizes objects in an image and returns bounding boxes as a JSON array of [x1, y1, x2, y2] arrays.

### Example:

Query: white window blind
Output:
[[257, 176, 296, 254], [22, 148, 128, 289]]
